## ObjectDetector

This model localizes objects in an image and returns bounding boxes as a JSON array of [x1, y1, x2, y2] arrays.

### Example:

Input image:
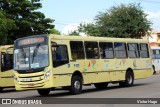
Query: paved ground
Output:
[[0, 74, 160, 107]]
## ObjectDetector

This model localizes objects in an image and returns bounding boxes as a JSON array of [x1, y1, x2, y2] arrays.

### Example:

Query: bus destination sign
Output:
[[18, 37, 45, 46]]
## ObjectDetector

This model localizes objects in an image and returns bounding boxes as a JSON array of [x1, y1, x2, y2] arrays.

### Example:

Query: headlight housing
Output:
[[44, 70, 51, 79], [14, 75, 19, 82]]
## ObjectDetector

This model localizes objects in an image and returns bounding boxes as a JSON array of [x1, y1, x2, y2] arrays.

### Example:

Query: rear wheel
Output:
[[70, 76, 82, 95], [37, 89, 50, 96], [94, 82, 108, 89], [119, 71, 134, 87]]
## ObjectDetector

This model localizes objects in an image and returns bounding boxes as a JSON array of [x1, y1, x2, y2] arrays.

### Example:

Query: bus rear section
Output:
[[0, 45, 14, 92]]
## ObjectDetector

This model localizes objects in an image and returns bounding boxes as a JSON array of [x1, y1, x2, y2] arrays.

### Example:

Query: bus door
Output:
[[51, 41, 70, 86]]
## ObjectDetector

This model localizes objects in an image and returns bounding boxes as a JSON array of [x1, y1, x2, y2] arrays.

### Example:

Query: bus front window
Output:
[[14, 45, 49, 71]]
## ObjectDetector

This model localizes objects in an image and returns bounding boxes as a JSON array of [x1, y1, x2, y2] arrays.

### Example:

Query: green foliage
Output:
[[0, 11, 16, 45], [79, 3, 151, 38], [49, 29, 61, 35], [0, 0, 54, 44], [68, 30, 80, 36]]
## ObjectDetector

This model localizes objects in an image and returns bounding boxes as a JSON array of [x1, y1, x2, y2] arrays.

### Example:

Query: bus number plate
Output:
[[23, 78, 32, 82]]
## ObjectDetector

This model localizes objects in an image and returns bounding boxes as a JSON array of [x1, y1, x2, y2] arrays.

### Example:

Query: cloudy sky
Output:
[[40, 0, 160, 35]]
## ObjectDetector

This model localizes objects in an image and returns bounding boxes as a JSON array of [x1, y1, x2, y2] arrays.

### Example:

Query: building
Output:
[[143, 30, 160, 46]]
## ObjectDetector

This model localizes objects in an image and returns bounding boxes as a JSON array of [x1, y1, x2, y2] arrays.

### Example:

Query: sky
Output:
[[40, 0, 160, 35]]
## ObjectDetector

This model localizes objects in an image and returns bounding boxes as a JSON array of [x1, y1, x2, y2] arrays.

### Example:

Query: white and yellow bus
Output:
[[13, 35, 153, 96], [151, 46, 160, 74], [0, 45, 14, 92]]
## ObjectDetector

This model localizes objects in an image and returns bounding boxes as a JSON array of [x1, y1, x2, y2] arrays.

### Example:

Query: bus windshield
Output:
[[14, 45, 49, 71]]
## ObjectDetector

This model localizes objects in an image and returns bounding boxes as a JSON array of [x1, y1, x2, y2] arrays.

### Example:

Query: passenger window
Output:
[[1, 53, 13, 72], [85, 42, 99, 59], [52, 45, 69, 67], [114, 43, 127, 58], [70, 41, 85, 59], [140, 44, 149, 58], [128, 43, 139, 58], [99, 42, 114, 59]]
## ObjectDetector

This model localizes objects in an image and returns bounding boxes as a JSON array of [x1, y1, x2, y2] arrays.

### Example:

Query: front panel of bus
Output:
[[13, 35, 54, 90]]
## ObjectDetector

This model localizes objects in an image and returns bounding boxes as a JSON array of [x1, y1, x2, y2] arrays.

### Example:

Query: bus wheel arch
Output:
[[70, 71, 83, 95], [119, 68, 134, 87]]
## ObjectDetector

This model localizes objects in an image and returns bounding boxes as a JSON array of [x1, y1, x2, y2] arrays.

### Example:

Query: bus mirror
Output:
[[51, 42, 59, 47]]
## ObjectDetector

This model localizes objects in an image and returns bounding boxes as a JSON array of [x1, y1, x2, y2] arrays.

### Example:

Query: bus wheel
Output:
[[119, 71, 134, 87], [94, 82, 108, 89], [0, 87, 3, 92], [37, 89, 50, 96], [70, 76, 82, 95]]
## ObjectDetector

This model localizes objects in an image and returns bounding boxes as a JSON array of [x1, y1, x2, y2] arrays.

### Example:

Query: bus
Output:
[[0, 45, 14, 92], [13, 35, 153, 96], [151, 46, 160, 74]]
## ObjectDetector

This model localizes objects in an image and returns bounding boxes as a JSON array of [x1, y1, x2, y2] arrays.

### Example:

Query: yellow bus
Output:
[[13, 35, 153, 96], [0, 45, 14, 92]]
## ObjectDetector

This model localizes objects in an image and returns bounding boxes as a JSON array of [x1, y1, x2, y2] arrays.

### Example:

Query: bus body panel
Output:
[[0, 45, 14, 88]]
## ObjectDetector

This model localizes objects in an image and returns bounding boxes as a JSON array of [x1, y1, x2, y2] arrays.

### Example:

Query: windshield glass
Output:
[[14, 45, 49, 71]]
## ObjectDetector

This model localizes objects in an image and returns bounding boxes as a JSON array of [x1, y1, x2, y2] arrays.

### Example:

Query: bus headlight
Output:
[[44, 70, 51, 79], [14, 75, 19, 82]]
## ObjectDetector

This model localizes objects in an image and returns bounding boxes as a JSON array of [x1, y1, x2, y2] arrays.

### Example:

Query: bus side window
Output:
[[52, 45, 69, 67], [99, 42, 114, 59], [128, 43, 139, 58], [85, 42, 99, 59], [140, 43, 149, 58], [1, 53, 13, 72], [114, 42, 127, 58], [70, 41, 85, 59]]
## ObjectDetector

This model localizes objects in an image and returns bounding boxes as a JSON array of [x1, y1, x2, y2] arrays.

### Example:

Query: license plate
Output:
[[23, 78, 32, 82]]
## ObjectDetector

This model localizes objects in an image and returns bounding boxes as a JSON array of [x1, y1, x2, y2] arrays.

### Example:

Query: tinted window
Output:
[[70, 41, 85, 59], [140, 44, 149, 58], [114, 43, 127, 58], [52, 45, 69, 67], [85, 42, 99, 59], [128, 43, 139, 58], [99, 42, 114, 59], [1, 53, 13, 72]]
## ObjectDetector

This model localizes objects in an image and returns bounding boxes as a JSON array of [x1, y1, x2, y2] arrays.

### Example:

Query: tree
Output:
[[68, 30, 80, 36], [79, 3, 151, 38], [49, 29, 61, 35], [0, 0, 54, 44], [0, 11, 16, 45]]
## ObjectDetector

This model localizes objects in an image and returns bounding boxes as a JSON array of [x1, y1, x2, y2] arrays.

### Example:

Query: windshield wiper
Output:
[[21, 48, 27, 64], [32, 44, 40, 63]]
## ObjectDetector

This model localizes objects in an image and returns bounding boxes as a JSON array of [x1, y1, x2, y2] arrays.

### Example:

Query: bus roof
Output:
[[0, 45, 13, 53], [49, 34, 149, 43]]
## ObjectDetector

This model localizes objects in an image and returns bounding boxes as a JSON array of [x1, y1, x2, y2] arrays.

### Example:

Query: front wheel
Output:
[[37, 89, 50, 96], [70, 76, 82, 95]]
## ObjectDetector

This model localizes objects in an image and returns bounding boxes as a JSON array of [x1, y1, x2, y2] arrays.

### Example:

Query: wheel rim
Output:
[[74, 81, 80, 90], [127, 75, 133, 84]]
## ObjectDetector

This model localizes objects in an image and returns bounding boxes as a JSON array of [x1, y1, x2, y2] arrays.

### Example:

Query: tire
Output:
[[0, 87, 3, 92], [94, 82, 108, 89], [153, 65, 156, 75], [119, 71, 134, 87], [70, 76, 82, 95], [119, 81, 126, 87], [37, 89, 50, 96]]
